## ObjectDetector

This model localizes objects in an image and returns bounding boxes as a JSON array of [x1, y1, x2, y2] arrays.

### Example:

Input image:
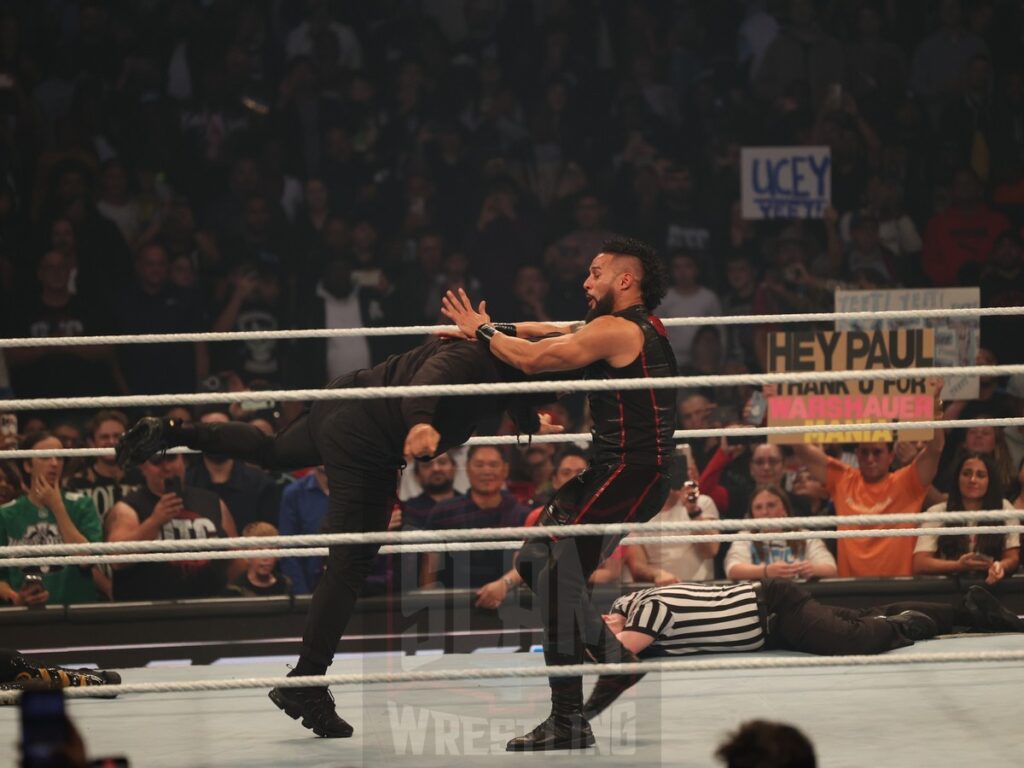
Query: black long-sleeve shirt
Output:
[[314, 337, 553, 462]]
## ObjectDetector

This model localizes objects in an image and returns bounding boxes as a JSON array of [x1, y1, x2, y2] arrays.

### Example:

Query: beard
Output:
[[423, 477, 454, 495], [584, 291, 615, 322]]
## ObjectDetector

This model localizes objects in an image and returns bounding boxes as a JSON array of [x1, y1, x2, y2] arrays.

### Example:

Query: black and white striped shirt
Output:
[[612, 582, 765, 656]]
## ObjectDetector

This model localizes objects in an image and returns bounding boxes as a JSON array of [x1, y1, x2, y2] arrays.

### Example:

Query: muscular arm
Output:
[[104, 502, 165, 570], [105, 502, 160, 543], [512, 321, 576, 338], [489, 316, 642, 374]]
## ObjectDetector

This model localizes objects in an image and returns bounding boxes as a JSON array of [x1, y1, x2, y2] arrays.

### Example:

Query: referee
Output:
[[583, 580, 1024, 718]]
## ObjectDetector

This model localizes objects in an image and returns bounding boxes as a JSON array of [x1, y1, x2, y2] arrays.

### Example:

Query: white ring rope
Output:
[[1, 651, 1022, 703], [0, 363, 1019, 411], [3, 525, 1024, 569], [0, 305, 1011, 348], [5, 417, 1023, 460], [2, 510, 1017, 559]]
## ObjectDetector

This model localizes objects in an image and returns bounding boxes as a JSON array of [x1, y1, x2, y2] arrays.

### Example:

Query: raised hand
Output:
[[440, 288, 491, 339]]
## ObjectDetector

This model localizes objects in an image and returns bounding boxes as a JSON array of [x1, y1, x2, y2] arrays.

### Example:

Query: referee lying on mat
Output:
[[582, 579, 1024, 718]]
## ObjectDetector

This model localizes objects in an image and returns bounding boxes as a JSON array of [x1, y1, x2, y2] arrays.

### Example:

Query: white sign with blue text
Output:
[[740, 146, 832, 220], [834, 287, 980, 401]]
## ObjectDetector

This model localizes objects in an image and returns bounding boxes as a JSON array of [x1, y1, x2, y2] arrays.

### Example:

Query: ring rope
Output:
[[1, 650, 1021, 703], [0, 363, 1017, 411], [3, 524, 1024, 569], [0, 305, 1009, 348], [5, 416, 1023, 460], [3, 510, 1017, 558]]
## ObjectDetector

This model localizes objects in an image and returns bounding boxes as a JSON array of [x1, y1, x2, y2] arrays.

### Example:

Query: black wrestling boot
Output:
[[582, 627, 645, 720], [0, 649, 121, 697], [964, 586, 1024, 632], [506, 682, 595, 752], [885, 610, 938, 642], [269, 684, 354, 738], [115, 417, 183, 468]]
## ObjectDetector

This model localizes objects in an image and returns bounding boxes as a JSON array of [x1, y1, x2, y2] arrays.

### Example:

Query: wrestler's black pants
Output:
[[763, 579, 971, 655], [178, 380, 398, 673], [515, 462, 670, 710]]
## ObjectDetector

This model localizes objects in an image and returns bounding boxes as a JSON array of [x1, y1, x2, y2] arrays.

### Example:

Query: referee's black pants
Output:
[[178, 376, 399, 673], [763, 579, 966, 655], [515, 462, 670, 709]]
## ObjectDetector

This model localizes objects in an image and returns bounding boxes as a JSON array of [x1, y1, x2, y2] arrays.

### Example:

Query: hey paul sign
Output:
[[740, 146, 831, 220], [766, 328, 935, 445]]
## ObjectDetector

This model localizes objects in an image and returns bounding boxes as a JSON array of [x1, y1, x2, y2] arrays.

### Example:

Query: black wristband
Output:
[[475, 323, 498, 343], [493, 323, 517, 336]]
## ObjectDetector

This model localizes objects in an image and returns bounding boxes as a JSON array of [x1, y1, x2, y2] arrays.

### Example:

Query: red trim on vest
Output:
[[573, 464, 625, 524], [647, 314, 668, 338], [639, 346, 663, 466]]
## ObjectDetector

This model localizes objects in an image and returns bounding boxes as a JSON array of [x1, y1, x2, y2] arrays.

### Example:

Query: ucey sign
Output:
[[740, 146, 831, 220], [766, 328, 935, 444]]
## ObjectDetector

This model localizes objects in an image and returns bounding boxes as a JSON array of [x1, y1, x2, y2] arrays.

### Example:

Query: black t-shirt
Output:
[[210, 298, 284, 385], [185, 460, 282, 531], [66, 465, 142, 520], [7, 294, 116, 397], [309, 338, 556, 467], [112, 485, 227, 602], [116, 283, 206, 394]]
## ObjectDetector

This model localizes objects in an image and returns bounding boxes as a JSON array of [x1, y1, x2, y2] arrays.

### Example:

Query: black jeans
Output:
[[515, 463, 670, 704], [763, 579, 959, 655], [183, 390, 399, 671]]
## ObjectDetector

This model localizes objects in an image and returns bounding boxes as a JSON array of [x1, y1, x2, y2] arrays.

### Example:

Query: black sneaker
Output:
[[965, 586, 1024, 632], [885, 610, 938, 642], [115, 418, 170, 468], [269, 686, 354, 738], [506, 713, 595, 752]]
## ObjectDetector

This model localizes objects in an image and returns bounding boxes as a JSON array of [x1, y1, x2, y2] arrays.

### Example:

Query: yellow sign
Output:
[[766, 329, 935, 444]]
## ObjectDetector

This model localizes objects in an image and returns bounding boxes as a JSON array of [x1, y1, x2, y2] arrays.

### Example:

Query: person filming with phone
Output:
[[912, 451, 1020, 584], [623, 447, 721, 585], [0, 431, 104, 606], [105, 452, 240, 601]]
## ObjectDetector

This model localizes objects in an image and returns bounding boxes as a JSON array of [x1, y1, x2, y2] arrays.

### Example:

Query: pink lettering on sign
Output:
[[768, 395, 932, 421]]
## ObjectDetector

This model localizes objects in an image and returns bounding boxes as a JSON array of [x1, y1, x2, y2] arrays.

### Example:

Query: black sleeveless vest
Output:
[[586, 305, 678, 467]]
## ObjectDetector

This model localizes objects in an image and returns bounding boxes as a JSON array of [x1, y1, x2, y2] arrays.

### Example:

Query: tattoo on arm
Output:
[[569, 322, 585, 334]]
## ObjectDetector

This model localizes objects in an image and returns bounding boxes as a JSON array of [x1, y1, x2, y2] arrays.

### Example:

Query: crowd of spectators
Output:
[[1, 384, 1021, 606], [1, 1, 1024, 606]]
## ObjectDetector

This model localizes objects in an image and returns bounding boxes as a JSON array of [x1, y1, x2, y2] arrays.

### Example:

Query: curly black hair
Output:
[[601, 236, 668, 310]]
